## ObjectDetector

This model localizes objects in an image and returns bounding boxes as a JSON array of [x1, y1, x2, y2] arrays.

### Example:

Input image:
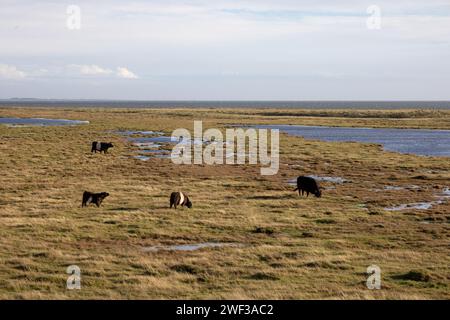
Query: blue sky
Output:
[[0, 0, 449, 100]]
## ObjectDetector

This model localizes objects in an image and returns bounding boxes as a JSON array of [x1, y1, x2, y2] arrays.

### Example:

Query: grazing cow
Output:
[[91, 141, 113, 153], [82, 191, 109, 207], [294, 176, 321, 198], [170, 191, 192, 209]]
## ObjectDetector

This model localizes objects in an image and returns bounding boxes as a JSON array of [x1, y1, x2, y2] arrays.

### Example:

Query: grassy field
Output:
[[0, 107, 449, 299]]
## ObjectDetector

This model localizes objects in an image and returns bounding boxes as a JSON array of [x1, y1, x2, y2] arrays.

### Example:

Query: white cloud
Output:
[[116, 67, 138, 79], [0, 64, 26, 79], [68, 64, 138, 79], [0, 1, 449, 98], [75, 64, 113, 75]]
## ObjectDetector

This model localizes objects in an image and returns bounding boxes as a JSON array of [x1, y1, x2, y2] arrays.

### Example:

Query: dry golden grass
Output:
[[0, 107, 449, 299]]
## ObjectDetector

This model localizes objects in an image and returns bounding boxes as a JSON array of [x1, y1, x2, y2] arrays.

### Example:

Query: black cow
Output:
[[91, 141, 113, 153], [294, 176, 321, 197], [82, 191, 109, 207], [170, 191, 192, 209]]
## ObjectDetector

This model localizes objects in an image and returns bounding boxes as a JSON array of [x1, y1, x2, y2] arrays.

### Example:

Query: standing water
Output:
[[0, 117, 88, 127], [253, 125, 450, 157]]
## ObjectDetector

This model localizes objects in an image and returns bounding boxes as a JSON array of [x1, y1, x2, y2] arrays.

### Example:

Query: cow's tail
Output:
[[293, 187, 298, 191]]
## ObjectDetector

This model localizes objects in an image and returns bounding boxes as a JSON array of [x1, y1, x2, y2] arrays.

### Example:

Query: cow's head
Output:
[[107, 142, 114, 148], [186, 198, 193, 208], [100, 192, 110, 199], [314, 189, 322, 198]]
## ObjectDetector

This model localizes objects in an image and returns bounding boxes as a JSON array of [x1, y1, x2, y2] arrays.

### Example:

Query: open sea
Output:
[[0, 100, 449, 109]]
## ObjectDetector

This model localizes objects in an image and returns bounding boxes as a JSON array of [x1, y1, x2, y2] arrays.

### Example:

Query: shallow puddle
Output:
[[143, 242, 240, 252], [116, 130, 173, 160], [134, 142, 162, 149], [373, 185, 420, 192], [117, 130, 164, 136], [139, 149, 168, 154], [152, 154, 172, 159], [117, 129, 261, 161], [384, 187, 450, 211], [130, 136, 175, 144], [118, 129, 227, 160], [384, 186, 404, 191], [0, 117, 88, 127], [288, 175, 348, 186], [309, 175, 348, 183], [385, 202, 435, 211], [133, 155, 150, 161]]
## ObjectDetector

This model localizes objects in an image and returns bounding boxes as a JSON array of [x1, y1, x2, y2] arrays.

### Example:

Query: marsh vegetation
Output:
[[0, 107, 449, 299]]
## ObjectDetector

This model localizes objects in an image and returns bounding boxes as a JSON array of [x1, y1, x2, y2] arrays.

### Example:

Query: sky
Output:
[[0, 0, 449, 100]]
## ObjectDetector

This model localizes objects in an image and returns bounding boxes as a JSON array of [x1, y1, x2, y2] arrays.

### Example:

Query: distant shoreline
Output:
[[0, 100, 449, 109]]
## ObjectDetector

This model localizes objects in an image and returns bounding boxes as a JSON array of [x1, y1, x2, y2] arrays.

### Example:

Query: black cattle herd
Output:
[[82, 141, 322, 209]]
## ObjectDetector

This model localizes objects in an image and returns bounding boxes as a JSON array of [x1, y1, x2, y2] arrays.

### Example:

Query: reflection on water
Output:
[[139, 149, 168, 154], [385, 202, 435, 211], [133, 155, 150, 161], [0, 117, 89, 127], [134, 142, 161, 149], [118, 130, 239, 161], [118, 130, 164, 135], [116, 130, 170, 160], [384, 187, 450, 211], [384, 186, 404, 191], [130, 136, 175, 143], [253, 125, 450, 157], [288, 175, 348, 185]]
